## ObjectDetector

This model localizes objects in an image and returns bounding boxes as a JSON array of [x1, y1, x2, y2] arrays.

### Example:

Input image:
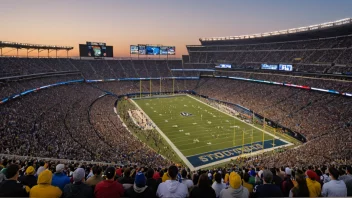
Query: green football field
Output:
[[132, 95, 290, 168]]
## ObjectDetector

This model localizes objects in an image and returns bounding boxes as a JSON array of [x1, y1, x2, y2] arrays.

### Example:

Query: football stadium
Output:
[[132, 94, 293, 169], [0, 1, 352, 197]]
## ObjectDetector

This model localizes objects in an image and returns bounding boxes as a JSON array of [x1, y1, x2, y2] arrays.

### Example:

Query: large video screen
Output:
[[160, 46, 176, 55], [215, 64, 231, 68], [130, 45, 138, 54], [261, 64, 278, 70], [279, 64, 293, 71], [160, 46, 169, 55], [138, 45, 146, 55], [86, 42, 107, 57], [79, 44, 113, 57], [167, 46, 175, 55], [146, 46, 160, 55]]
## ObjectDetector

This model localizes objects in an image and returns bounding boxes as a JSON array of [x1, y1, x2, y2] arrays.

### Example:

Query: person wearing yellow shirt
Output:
[[306, 170, 321, 197], [30, 170, 62, 198]]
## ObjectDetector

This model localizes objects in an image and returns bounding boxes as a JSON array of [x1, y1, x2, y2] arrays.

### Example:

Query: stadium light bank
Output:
[[199, 18, 352, 41]]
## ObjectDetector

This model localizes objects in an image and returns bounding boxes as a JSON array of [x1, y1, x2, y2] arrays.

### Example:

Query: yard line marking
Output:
[[186, 95, 291, 145], [131, 98, 196, 170]]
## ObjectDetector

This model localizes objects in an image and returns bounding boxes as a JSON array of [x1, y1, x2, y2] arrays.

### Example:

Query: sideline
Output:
[[130, 98, 196, 171]]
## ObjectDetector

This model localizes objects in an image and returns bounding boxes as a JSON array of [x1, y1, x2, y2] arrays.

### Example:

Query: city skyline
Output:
[[1, 0, 352, 57]]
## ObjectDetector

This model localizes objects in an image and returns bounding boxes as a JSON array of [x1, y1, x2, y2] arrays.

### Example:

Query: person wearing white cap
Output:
[[281, 167, 294, 197], [63, 168, 93, 198], [52, 164, 70, 191]]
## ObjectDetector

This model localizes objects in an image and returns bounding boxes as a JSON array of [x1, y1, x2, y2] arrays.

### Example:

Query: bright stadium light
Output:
[[199, 18, 351, 42]]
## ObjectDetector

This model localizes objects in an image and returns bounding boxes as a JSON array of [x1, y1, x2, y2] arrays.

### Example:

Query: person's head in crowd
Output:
[[36, 166, 46, 176], [198, 173, 210, 188], [280, 167, 285, 172], [270, 168, 277, 176], [321, 167, 327, 175], [5, 164, 20, 180], [25, 166, 35, 176], [37, 170, 53, 184], [328, 167, 339, 180], [93, 166, 102, 176], [306, 170, 317, 181], [105, 167, 116, 180], [159, 169, 164, 176], [124, 168, 131, 177], [315, 169, 322, 177], [229, 172, 242, 189], [262, 170, 273, 184], [56, 164, 65, 173], [181, 169, 188, 179], [347, 166, 352, 175], [285, 167, 292, 176], [215, 172, 222, 184], [243, 172, 250, 183], [73, 168, 85, 183], [168, 165, 178, 180], [146, 168, 154, 179], [135, 172, 146, 188], [338, 168, 345, 177]]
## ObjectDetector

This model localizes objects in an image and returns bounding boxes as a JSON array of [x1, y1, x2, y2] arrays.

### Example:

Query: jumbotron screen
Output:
[[130, 45, 175, 55], [130, 45, 138, 54], [146, 46, 160, 55], [160, 46, 176, 55], [79, 42, 113, 57], [279, 64, 293, 71], [138, 45, 146, 55], [261, 64, 278, 70], [87, 42, 106, 57]]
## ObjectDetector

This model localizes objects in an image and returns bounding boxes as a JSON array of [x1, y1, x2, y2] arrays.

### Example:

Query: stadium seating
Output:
[[1, 24, 352, 198], [0, 58, 350, 173], [186, 35, 352, 74]]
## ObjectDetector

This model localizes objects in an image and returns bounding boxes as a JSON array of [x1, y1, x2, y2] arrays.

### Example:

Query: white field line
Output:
[[113, 108, 168, 160], [177, 133, 269, 149], [130, 98, 196, 171], [186, 95, 293, 145], [170, 128, 262, 143]]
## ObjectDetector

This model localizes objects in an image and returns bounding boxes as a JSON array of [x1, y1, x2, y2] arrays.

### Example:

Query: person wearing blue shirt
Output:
[[321, 167, 347, 197], [52, 164, 70, 191]]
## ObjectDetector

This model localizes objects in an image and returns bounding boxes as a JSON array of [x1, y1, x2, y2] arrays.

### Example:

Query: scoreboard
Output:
[[130, 44, 175, 55], [261, 64, 293, 71], [79, 41, 113, 57]]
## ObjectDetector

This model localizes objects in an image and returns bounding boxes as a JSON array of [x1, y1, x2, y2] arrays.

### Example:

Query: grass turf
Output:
[[133, 95, 285, 157]]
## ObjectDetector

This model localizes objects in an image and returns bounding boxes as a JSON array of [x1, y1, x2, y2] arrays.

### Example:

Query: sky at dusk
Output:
[[1, 0, 352, 57]]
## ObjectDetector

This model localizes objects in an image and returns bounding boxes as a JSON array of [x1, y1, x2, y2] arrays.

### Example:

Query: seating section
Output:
[[186, 36, 352, 74]]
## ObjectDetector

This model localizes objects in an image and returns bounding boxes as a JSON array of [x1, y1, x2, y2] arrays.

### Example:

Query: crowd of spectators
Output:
[[0, 158, 351, 197], [0, 42, 352, 198], [0, 82, 173, 167], [187, 35, 352, 74], [0, 57, 182, 80]]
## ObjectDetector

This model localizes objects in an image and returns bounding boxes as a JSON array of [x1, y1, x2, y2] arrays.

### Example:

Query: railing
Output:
[[0, 154, 117, 166]]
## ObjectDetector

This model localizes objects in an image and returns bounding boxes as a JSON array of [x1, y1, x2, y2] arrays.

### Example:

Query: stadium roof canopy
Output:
[[199, 18, 352, 45], [0, 41, 74, 57]]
